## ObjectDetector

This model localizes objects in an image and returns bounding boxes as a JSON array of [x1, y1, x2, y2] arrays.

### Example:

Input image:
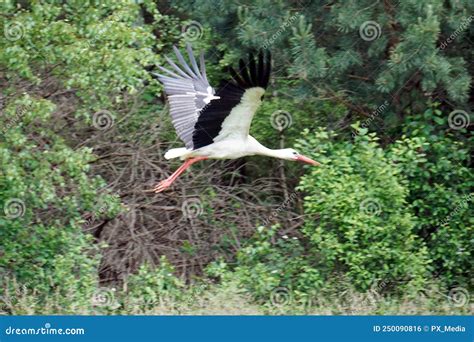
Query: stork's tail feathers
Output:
[[164, 147, 190, 160]]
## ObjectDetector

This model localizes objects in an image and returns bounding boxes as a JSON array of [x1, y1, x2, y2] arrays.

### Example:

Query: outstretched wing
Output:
[[192, 50, 271, 149], [154, 44, 218, 149]]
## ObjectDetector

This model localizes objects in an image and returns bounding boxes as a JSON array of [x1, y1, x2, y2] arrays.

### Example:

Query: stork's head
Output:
[[280, 148, 320, 166], [243, 87, 266, 104]]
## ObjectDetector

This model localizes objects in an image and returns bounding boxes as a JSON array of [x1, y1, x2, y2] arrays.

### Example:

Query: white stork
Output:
[[152, 44, 320, 193]]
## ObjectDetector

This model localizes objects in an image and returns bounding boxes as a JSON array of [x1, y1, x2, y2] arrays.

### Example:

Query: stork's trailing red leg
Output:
[[153, 157, 207, 193]]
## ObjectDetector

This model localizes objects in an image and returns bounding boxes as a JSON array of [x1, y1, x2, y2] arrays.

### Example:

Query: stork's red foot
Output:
[[153, 179, 174, 193], [149, 157, 207, 194]]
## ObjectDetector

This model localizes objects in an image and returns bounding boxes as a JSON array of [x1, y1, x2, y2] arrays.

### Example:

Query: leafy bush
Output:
[[0, 96, 120, 311], [0, 0, 165, 310], [389, 104, 473, 286], [124, 256, 185, 311], [296, 128, 429, 291], [230, 225, 322, 304]]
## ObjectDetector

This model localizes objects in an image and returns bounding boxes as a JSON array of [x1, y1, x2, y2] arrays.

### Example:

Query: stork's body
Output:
[[168, 135, 282, 160], [152, 45, 319, 193]]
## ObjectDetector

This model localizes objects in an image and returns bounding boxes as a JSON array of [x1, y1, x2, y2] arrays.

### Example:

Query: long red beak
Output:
[[296, 155, 320, 166]]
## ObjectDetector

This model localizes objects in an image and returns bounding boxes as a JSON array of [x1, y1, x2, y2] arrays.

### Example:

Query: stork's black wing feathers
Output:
[[250, 53, 259, 85], [228, 66, 246, 88], [258, 51, 265, 85], [262, 51, 271, 87], [192, 82, 245, 149], [235, 50, 271, 89], [192, 50, 271, 149], [239, 59, 252, 86]]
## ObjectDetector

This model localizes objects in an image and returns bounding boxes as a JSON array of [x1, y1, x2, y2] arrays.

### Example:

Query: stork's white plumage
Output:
[[152, 44, 319, 193]]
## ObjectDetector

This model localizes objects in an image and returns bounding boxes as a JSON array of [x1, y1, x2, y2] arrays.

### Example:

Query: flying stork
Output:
[[152, 44, 320, 193]]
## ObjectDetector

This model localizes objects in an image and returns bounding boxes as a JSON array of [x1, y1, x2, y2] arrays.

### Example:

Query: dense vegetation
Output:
[[0, 0, 472, 314]]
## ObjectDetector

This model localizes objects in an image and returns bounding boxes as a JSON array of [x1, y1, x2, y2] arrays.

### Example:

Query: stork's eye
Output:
[[292, 151, 298, 155]]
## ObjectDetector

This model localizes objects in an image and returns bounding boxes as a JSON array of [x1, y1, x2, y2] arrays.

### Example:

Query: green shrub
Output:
[[296, 127, 429, 291], [0, 0, 166, 309], [123, 256, 185, 312], [218, 128, 432, 303], [231, 225, 322, 304], [0, 96, 120, 312], [389, 104, 473, 286]]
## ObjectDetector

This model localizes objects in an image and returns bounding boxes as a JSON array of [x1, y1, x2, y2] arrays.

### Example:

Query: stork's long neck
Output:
[[249, 136, 287, 159]]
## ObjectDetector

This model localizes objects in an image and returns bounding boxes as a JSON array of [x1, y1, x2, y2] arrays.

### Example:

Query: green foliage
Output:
[[296, 128, 429, 290], [173, 0, 472, 130], [209, 117, 471, 301], [124, 257, 185, 311], [0, 95, 119, 310], [230, 225, 322, 303], [389, 104, 473, 285], [1, 1, 472, 315], [0, 0, 177, 310]]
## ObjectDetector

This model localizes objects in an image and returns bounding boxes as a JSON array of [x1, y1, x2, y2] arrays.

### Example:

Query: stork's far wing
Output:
[[154, 44, 217, 149], [192, 50, 271, 149]]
